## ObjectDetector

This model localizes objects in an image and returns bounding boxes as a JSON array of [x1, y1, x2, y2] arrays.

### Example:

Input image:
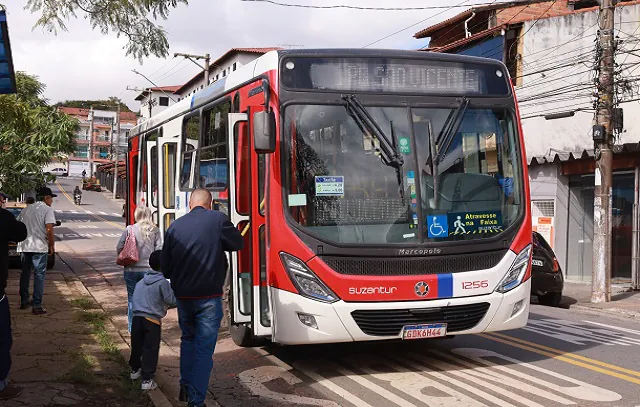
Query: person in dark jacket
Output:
[[161, 189, 243, 407], [0, 207, 27, 400], [128, 250, 175, 392]]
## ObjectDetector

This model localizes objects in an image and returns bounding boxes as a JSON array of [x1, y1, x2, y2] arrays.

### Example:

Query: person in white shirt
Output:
[[17, 187, 57, 315]]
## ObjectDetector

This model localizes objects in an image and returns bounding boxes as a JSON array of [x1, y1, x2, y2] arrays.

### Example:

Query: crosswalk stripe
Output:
[[584, 320, 640, 336]]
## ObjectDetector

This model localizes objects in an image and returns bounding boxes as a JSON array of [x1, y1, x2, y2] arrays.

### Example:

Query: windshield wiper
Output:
[[434, 97, 469, 165], [342, 95, 404, 169]]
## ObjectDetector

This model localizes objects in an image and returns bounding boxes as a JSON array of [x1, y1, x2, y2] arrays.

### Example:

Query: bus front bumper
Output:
[[270, 279, 530, 345]]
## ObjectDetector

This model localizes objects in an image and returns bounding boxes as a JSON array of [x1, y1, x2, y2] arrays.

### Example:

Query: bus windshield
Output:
[[283, 103, 523, 245]]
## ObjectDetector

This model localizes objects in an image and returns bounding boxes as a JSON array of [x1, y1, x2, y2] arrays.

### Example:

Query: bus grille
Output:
[[351, 303, 491, 336], [320, 251, 506, 276]]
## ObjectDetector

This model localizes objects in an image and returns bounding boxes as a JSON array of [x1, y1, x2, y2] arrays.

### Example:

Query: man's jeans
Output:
[[20, 252, 48, 308], [124, 271, 146, 333], [177, 297, 223, 406], [0, 295, 12, 391]]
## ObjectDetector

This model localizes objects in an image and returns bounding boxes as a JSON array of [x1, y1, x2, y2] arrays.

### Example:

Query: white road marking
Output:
[[242, 347, 624, 407], [429, 350, 573, 405], [524, 319, 640, 346], [99, 211, 108, 215], [348, 353, 486, 407], [55, 210, 62, 213], [84, 210, 93, 214], [583, 320, 640, 336], [237, 366, 341, 407], [453, 348, 621, 402], [293, 361, 375, 407], [112, 212, 120, 216], [70, 210, 79, 214]]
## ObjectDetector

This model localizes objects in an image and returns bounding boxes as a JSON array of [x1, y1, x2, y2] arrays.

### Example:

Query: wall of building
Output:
[[517, 4, 640, 157], [139, 90, 176, 120]]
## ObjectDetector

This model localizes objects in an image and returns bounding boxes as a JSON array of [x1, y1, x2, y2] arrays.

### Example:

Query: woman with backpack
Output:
[[116, 206, 163, 332]]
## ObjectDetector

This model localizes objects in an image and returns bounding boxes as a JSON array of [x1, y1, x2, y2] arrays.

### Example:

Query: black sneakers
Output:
[[32, 307, 47, 315], [0, 384, 24, 400], [179, 384, 189, 402]]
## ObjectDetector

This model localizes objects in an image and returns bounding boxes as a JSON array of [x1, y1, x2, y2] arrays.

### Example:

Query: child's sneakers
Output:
[[141, 379, 158, 391], [130, 368, 141, 380]]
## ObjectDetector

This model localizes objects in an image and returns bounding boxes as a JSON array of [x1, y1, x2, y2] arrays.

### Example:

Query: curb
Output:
[[572, 303, 640, 319], [58, 250, 176, 407]]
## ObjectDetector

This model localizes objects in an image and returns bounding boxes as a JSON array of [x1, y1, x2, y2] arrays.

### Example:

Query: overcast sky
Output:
[[6, 0, 488, 112]]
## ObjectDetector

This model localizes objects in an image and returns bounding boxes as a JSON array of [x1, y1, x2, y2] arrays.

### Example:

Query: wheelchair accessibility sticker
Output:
[[427, 215, 449, 238]]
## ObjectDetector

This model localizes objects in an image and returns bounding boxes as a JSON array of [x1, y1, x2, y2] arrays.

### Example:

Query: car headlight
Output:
[[280, 253, 339, 303], [496, 244, 532, 293]]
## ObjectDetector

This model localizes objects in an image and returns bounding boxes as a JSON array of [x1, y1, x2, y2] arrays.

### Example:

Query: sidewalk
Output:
[[562, 281, 640, 318], [1, 267, 153, 406]]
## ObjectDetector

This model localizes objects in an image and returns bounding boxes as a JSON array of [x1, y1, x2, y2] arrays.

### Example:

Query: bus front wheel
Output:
[[230, 323, 268, 348]]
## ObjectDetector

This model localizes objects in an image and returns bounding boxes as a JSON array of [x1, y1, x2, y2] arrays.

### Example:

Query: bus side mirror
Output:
[[253, 110, 276, 154]]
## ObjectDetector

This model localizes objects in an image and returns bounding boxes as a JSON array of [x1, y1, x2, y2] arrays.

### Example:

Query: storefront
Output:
[[528, 144, 640, 287]]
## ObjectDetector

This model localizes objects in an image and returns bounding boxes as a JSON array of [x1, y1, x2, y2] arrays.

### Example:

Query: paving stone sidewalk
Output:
[[1, 267, 152, 407]]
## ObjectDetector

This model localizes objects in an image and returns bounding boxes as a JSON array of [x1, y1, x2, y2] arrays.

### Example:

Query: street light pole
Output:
[[113, 104, 120, 200], [88, 107, 94, 176], [174, 52, 211, 85], [592, 0, 615, 303]]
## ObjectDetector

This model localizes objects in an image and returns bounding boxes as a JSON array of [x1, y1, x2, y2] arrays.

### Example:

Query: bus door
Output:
[[227, 109, 271, 338], [227, 113, 251, 326], [158, 136, 179, 232]]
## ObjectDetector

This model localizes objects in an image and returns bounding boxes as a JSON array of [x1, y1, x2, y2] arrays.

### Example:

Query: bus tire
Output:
[[230, 323, 267, 348]]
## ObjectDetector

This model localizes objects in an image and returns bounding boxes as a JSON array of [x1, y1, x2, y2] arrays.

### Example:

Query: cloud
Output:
[[6, 0, 467, 111]]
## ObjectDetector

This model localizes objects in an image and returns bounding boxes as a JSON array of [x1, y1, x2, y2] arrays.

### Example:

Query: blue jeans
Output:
[[177, 297, 223, 406], [20, 252, 48, 308], [124, 271, 146, 333], [0, 295, 12, 390]]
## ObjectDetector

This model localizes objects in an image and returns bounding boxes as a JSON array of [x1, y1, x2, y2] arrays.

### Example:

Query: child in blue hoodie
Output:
[[129, 250, 176, 390]]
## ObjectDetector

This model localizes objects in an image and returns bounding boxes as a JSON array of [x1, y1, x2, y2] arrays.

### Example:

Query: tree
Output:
[[0, 72, 78, 197], [25, 0, 188, 61], [54, 97, 133, 112]]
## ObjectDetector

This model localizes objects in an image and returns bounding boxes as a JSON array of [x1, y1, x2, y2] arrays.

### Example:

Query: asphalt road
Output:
[[45, 177, 640, 407]]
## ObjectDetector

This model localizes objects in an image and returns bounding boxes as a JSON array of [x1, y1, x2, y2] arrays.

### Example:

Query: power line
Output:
[[241, 0, 502, 11], [362, 0, 473, 48]]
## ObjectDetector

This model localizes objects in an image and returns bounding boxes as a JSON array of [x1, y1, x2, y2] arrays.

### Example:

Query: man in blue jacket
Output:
[[162, 189, 243, 407]]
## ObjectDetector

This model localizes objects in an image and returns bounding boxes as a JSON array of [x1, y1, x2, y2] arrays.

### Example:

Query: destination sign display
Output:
[[280, 57, 509, 96]]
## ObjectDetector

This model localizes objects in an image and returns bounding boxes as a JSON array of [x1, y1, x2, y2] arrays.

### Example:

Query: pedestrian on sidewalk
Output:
[[162, 189, 243, 407], [0, 201, 27, 400], [129, 250, 176, 391], [117, 206, 163, 333], [17, 187, 57, 315]]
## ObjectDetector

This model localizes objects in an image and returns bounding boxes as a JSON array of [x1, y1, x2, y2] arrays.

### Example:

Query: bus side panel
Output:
[[127, 135, 140, 226], [509, 83, 533, 279]]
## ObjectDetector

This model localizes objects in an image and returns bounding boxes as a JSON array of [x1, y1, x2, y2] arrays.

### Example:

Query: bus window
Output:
[[180, 115, 199, 190], [198, 101, 230, 189], [163, 143, 177, 209], [163, 213, 175, 232]]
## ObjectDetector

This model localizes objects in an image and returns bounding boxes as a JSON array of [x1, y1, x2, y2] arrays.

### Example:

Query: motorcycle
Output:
[[74, 194, 82, 205]]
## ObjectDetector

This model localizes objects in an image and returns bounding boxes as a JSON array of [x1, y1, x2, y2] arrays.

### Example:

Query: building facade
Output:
[[174, 48, 280, 100], [59, 107, 137, 176], [414, 0, 640, 285], [134, 86, 181, 121]]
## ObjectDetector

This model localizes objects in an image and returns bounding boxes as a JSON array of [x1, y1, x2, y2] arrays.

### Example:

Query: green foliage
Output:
[[0, 72, 78, 197], [25, 0, 189, 61], [55, 97, 133, 112]]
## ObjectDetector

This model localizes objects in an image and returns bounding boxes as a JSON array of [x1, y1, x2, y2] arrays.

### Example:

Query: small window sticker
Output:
[[399, 136, 411, 155], [288, 194, 307, 207], [315, 176, 344, 197]]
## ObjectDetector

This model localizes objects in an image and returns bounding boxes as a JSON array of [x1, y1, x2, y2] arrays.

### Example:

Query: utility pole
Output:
[[88, 107, 94, 176], [113, 104, 121, 200], [174, 52, 211, 85], [592, 0, 615, 303]]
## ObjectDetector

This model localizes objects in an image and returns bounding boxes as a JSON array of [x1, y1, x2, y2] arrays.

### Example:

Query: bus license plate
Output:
[[402, 323, 447, 340]]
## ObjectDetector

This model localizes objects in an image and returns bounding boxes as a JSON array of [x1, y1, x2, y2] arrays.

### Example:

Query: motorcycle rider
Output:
[[73, 186, 82, 204]]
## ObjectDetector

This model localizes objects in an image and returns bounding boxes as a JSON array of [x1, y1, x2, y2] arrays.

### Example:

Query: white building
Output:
[[134, 86, 181, 121], [175, 48, 280, 100]]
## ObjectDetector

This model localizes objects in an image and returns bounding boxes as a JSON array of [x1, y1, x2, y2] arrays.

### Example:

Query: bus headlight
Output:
[[496, 245, 532, 293], [280, 253, 339, 303]]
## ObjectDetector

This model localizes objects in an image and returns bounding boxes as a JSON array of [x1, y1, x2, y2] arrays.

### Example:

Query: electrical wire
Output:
[[240, 0, 502, 10], [362, 0, 474, 48]]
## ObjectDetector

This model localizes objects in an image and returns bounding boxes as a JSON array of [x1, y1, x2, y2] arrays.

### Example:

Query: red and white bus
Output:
[[127, 49, 532, 347]]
